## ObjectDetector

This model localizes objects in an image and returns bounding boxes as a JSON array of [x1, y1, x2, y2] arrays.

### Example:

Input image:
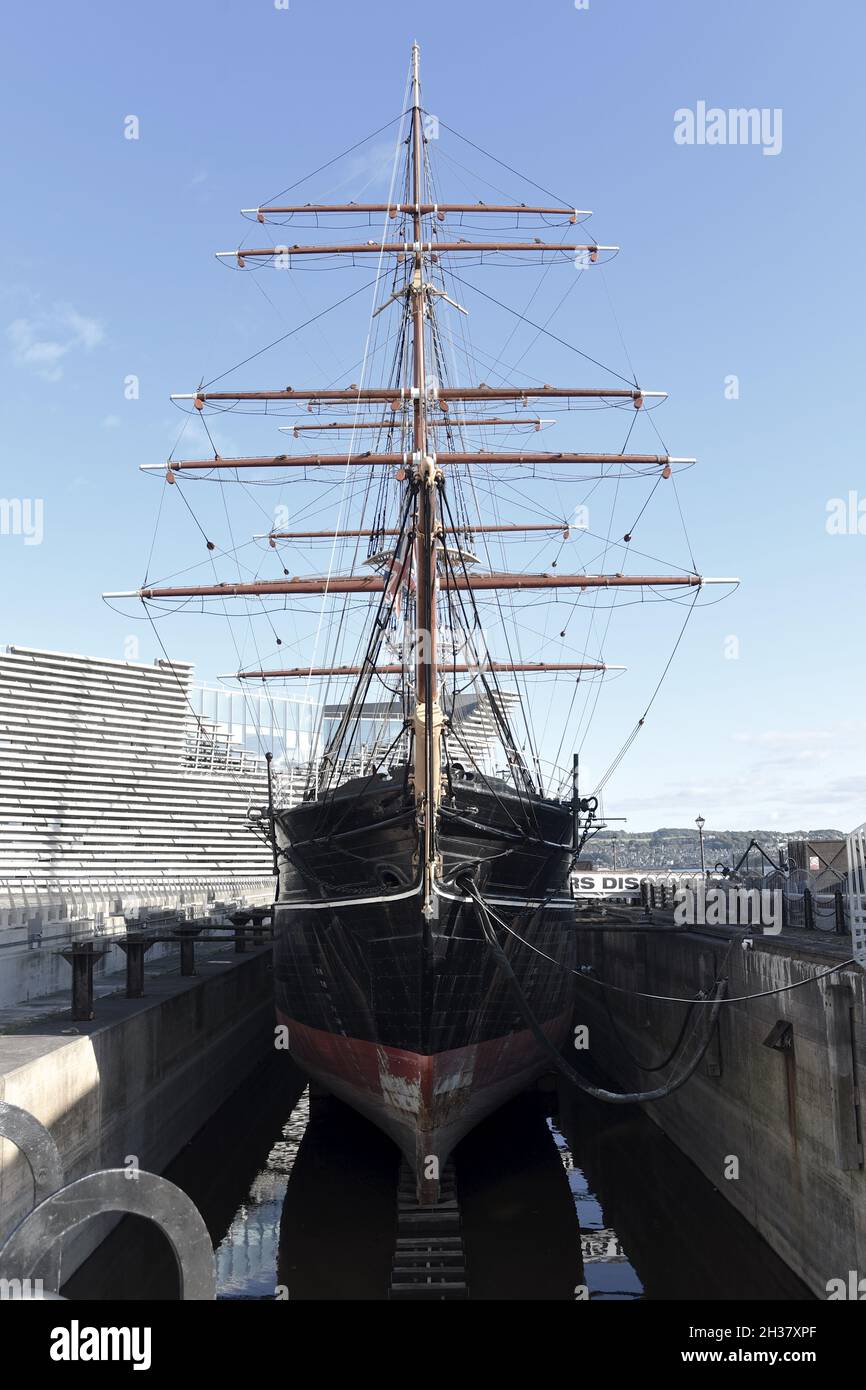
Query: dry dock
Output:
[[571, 916, 864, 1298], [1, 901, 862, 1298], [0, 940, 276, 1277]]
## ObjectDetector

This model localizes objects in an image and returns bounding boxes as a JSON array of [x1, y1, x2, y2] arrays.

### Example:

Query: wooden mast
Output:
[[233, 662, 624, 679], [126, 573, 720, 599], [262, 523, 574, 541], [176, 386, 658, 405], [408, 41, 442, 909], [216, 241, 617, 259], [243, 203, 592, 218], [283, 417, 550, 432], [147, 450, 686, 472], [104, 47, 740, 813]]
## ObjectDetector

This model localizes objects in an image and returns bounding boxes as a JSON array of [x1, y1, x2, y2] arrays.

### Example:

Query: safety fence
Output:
[[641, 878, 849, 936]]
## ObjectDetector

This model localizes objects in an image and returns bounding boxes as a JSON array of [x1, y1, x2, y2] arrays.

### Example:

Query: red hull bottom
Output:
[[278, 1010, 570, 1202]]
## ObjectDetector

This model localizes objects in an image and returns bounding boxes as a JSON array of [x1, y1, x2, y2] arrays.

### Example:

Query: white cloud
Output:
[[732, 721, 865, 749], [329, 140, 401, 197], [612, 764, 860, 831], [101, 414, 121, 429], [607, 721, 864, 830], [7, 304, 105, 381]]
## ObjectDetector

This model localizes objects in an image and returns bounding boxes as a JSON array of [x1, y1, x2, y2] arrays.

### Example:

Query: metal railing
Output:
[[639, 878, 849, 936]]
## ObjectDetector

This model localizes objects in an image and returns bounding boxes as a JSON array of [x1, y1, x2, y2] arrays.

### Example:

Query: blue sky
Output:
[[1, 0, 864, 833]]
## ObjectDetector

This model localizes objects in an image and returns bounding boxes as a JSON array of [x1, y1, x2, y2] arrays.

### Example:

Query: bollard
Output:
[[59, 941, 108, 1021], [174, 923, 203, 977], [180, 936, 196, 976], [117, 934, 157, 998], [803, 887, 814, 931], [231, 910, 251, 953], [251, 908, 271, 947]]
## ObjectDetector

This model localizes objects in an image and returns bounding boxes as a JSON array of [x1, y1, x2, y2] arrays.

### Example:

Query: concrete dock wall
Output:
[[572, 925, 865, 1298], [0, 944, 278, 1283]]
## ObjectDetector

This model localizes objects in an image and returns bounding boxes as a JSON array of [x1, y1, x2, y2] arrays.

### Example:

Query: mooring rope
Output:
[[473, 885, 858, 1006], [460, 875, 727, 1105]]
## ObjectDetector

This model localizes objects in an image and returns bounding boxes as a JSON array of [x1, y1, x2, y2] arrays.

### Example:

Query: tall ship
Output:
[[109, 46, 729, 1200]]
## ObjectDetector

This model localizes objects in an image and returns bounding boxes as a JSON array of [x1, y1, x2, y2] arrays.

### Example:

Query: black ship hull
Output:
[[273, 767, 576, 1200]]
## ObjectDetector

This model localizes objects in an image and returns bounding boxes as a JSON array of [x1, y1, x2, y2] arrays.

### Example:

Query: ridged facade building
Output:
[[0, 646, 309, 1005]]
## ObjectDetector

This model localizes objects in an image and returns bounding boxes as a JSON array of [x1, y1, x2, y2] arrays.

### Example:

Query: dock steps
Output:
[[389, 1161, 468, 1300]]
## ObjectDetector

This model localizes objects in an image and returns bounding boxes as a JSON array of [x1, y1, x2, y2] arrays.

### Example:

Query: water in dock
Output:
[[64, 1056, 812, 1302]]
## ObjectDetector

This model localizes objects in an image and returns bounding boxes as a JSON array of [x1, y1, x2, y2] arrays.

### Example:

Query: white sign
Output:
[[572, 873, 644, 896], [572, 871, 704, 898]]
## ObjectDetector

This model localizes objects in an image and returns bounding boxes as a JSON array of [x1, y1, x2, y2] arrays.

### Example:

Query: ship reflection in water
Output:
[[66, 1056, 811, 1301]]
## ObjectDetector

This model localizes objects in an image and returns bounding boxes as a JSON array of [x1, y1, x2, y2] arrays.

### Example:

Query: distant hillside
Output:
[[586, 828, 845, 871]]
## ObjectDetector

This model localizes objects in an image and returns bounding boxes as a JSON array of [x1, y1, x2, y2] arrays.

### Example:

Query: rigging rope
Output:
[[461, 875, 728, 1104], [590, 589, 700, 797], [474, 883, 858, 1005]]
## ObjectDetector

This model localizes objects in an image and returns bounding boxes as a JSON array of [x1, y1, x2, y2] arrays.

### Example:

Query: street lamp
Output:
[[695, 815, 706, 875]]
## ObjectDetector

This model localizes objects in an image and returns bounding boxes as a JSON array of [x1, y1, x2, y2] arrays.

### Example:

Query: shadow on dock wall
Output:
[[571, 927, 864, 1297]]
